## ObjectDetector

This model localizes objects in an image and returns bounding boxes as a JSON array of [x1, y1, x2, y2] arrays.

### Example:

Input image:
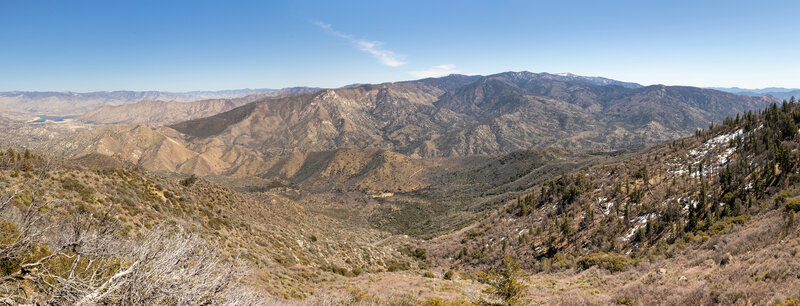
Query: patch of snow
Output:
[[681, 198, 699, 213], [631, 213, 659, 224], [683, 129, 744, 177], [600, 201, 615, 216], [623, 226, 639, 240], [622, 213, 658, 241], [668, 168, 688, 175], [708, 129, 743, 146]]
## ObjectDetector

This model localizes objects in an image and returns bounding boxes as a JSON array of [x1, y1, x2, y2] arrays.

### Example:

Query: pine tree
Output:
[[490, 257, 527, 305]]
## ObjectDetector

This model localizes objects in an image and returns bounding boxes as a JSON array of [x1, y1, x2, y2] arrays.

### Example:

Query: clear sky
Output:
[[1, 0, 798, 92]]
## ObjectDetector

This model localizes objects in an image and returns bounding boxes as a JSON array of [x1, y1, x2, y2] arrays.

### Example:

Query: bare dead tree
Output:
[[0, 160, 60, 282], [74, 226, 244, 305], [0, 159, 265, 305]]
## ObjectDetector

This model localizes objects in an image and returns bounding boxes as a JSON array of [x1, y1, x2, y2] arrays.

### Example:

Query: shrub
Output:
[[776, 192, 794, 204], [386, 260, 409, 272], [776, 299, 800, 306], [538, 257, 551, 272], [551, 253, 572, 270], [468, 271, 491, 284], [577, 253, 634, 272], [423, 271, 435, 278], [786, 197, 800, 213], [325, 264, 354, 277], [462, 229, 482, 243], [180, 175, 198, 187], [616, 296, 634, 306], [413, 247, 427, 260], [633, 166, 647, 180], [400, 246, 427, 261], [61, 177, 95, 203], [421, 298, 475, 306], [444, 269, 455, 280], [708, 215, 749, 235]]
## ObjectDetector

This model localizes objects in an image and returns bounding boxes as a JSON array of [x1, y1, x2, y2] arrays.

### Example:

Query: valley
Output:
[[1, 72, 799, 305]]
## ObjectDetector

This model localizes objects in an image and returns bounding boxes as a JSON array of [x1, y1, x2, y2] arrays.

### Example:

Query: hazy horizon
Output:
[[2, 71, 799, 94]]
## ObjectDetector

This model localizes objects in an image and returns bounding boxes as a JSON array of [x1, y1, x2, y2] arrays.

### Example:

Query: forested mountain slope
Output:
[[424, 100, 800, 304]]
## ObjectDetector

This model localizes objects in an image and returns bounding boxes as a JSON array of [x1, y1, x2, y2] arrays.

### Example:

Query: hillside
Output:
[[256, 148, 429, 193], [40, 124, 268, 176], [0, 148, 432, 303]]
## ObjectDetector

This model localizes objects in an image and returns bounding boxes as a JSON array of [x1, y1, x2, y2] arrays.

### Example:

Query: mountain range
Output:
[[0, 87, 321, 119], [29, 71, 775, 179], [710, 86, 800, 100], [77, 87, 321, 125], [168, 71, 774, 156]]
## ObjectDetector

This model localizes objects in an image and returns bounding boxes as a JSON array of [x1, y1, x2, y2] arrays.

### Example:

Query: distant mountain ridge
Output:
[[0, 87, 321, 118], [709, 86, 800, 101], [77, 87, 321, 126], [708, 86, 799, 94]]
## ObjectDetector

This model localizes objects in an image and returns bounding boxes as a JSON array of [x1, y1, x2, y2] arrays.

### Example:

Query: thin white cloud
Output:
[[312, 20, 406, 67], [409, 64, 460, 78]]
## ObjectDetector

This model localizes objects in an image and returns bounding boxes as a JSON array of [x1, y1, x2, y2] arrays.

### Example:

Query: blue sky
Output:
[[1, 0, 799, 92]]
